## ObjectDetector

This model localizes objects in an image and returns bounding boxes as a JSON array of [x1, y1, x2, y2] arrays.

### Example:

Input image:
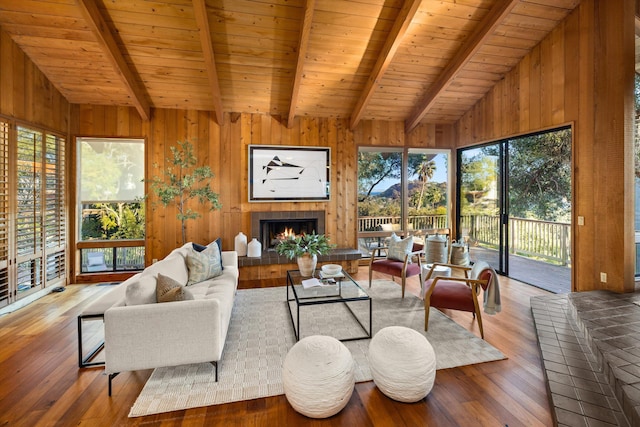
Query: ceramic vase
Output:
[[247, 238, 262, 257], [297, 253, 317, 277], [234, 232, 248, 256]]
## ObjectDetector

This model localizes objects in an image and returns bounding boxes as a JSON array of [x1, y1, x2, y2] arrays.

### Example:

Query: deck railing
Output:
[[77, 239, 145, 273], [358, 215, 449, 232], [358, 214, 571, 265]]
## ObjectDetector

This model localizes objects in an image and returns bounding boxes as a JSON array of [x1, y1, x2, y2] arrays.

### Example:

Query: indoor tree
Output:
[[147, 140, 221, 244]]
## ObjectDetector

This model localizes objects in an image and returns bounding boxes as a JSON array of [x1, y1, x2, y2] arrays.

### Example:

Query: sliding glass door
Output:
[[457, 127, 572, 293], [458, 144, 503, 272]]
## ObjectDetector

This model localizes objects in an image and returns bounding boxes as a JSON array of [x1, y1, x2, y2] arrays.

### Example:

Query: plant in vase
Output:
[[275, 232, 335, 276], [145, 140, 221, 245]]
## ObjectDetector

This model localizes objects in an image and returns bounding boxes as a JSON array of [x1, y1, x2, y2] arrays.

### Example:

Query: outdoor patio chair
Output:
[[85, 252, 108, 272]]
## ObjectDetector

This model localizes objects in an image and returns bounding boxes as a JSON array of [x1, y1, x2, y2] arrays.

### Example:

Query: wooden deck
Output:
[[471, 246, 571, 294]]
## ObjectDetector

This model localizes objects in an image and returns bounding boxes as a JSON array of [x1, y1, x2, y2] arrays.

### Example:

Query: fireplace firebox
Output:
[[261, 218, 318, 249], [251, 211, 325, 251]]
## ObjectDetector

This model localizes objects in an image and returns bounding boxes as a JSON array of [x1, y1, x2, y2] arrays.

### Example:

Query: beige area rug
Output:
[[129, 280, 505, 417]]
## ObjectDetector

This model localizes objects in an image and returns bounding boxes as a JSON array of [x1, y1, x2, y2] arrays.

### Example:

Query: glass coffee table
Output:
[[286, 269, 372, 342]]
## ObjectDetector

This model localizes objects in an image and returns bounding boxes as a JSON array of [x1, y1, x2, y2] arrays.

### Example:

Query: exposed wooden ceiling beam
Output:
[[287, 0, 315, 128], [76, 0, 150, 121], [350, 0, 422, 130], [404, 0, 518, 133], [193, 0, 224, 125]]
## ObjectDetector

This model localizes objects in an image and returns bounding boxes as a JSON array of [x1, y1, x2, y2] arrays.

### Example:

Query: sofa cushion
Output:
[[192, 242, 207, 252], [193, 238, 223, 269], [156, 273, 194, 303], [125, 274, 157, 306], [186, 241, 223, 285], [387, 233, 413, 262], [141, 249, 189, 284]]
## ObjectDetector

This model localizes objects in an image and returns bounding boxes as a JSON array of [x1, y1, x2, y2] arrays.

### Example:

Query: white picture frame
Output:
[[249, 145, 330, 202]]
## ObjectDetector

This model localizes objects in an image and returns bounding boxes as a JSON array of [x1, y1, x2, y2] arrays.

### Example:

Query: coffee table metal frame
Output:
[[286, 269, 372, 342]]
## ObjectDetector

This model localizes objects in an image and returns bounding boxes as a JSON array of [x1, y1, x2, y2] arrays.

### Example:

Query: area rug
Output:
[[129, 279, 505, 417]]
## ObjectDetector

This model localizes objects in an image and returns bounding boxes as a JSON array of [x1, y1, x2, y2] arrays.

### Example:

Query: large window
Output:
[[77, 138, 145, 273], [357, 147, 451, 255]]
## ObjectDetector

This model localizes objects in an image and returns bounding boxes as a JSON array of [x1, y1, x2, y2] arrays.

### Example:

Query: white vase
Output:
[[297, 254, 317, 277], [234, 232, 248, 256], [247, 238, 262, 257]]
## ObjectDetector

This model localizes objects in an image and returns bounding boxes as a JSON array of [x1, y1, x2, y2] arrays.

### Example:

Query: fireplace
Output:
[[261, 218, 318, 249], [251, 211, 325, 251]]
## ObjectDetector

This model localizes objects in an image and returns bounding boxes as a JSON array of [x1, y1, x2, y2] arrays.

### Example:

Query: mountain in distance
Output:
[[376, 181, 440, 198]]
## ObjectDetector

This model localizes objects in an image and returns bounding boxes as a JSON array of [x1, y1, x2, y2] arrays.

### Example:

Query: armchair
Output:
[[423, 261, 497, 339], [368, 234, 424, 298]]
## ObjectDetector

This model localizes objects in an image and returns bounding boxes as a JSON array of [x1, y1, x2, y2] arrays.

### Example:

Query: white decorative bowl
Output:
[[321, 264, 342, 275]]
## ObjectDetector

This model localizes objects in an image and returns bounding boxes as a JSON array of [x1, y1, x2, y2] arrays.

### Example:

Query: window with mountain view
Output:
[[357, 147, 450, 256]]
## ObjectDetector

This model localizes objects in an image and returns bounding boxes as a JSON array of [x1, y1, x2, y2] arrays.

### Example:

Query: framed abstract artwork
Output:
[[248, 145, 330, 202]]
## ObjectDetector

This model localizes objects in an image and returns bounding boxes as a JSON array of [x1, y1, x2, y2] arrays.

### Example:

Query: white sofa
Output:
[[79, 243, 239, 396]]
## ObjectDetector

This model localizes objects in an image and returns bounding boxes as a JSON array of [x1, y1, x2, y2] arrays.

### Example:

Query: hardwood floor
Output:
[[0, 267, 553, 426]]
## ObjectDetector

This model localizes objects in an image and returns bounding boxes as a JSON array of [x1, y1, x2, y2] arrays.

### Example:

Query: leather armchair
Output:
[[422, 262, 495, 339]]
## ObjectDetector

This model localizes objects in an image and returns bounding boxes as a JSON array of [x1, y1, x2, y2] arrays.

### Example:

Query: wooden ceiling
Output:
[[0, 0, 580, 130]]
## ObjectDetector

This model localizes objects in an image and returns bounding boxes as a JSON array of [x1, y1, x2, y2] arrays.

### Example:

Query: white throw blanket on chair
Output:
[[470, 261, 502, 315]]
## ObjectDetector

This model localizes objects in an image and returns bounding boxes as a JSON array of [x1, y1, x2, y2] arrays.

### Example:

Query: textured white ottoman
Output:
[[369, 326, 436, 402], [282, 335, 355, 418]]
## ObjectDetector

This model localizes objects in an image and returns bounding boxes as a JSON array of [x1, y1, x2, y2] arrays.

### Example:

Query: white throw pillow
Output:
[[387, 233, 413, 262], [125, 274, 158, 305], [186, 241, 223, 285]]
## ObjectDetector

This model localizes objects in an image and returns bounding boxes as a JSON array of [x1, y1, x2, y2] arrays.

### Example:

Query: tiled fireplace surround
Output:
[[237, 210, 360, 268]]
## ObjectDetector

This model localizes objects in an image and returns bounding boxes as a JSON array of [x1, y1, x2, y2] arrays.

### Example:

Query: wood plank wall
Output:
[[454, 0, 636, 293], [72, 106, 446, 280], [0, 28, 69, 132]]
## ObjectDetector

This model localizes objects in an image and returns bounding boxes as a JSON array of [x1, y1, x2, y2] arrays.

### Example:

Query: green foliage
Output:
[[358, 196, 401, 218], [506, 130, 571, 221], [98, 202, 146, 239], [460, 155, 497, 202], [147, 140, 221, 244], [81, 213, 103, 239], [357, 151, 402, 201], [413, 156, 436, 210], [357, 151, 424, 202], [462, 129, 571, 222], [275, 232, 335, 259], [81, 202, 145, 240]]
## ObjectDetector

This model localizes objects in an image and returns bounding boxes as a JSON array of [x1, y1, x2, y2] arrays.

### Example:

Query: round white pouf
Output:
[[282, 335, 355, 418], [369, 326, 436, 402]]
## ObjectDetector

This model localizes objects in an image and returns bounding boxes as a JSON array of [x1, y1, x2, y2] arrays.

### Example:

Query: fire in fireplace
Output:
[[261, 218, 318, 250], [251, 211, 325, 251]]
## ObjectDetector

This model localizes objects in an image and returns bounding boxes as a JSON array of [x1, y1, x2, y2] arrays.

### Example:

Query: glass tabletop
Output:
[[287, 269, 369, 302]]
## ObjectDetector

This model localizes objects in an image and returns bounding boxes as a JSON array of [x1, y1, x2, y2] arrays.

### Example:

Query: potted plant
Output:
[[275, 232, 335, 276], [146, 140, 221, 245]]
